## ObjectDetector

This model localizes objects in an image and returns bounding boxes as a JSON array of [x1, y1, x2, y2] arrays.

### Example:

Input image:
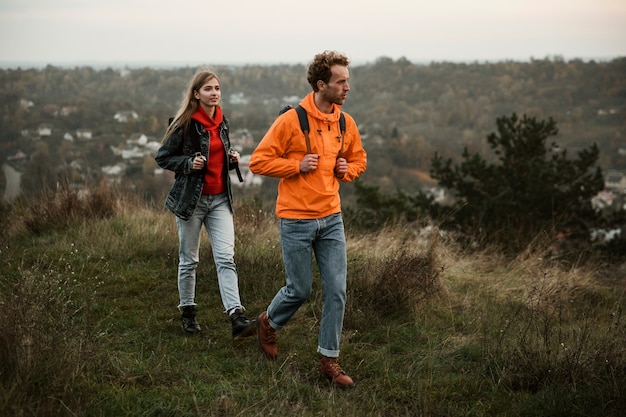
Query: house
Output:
[[102, 164, 124, 176], [144, 141, 161, 153], [101, 164, 125, 186], [234, 154, 263, 187], [76, 129, 93, 140], [230, 128, 255, 149], [21, 129, 35, 138], [44, 104, 60, 115], [281, 95, 301, 105], [605, 170, 626, 193], [117, 133, 161, 162], [60, 106, 77, 116], [37, 124, 52, 137], [127, 133, 148, 146], [6, 150, 28, 171], [114, 110, 139, 123], [121, 147, 145, 160], [229, 92, 249, 105], [7, 150, 27, 162], [20, 99, 34, 111]]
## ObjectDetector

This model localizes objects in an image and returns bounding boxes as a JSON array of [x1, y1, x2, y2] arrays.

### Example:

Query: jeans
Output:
[[176, 193, 243, 313], [267, 213, 347, 358]]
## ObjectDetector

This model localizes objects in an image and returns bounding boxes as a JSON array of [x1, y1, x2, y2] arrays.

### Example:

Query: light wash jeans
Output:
[[175, 193, 243, 313], [267, 213, 347, 358]]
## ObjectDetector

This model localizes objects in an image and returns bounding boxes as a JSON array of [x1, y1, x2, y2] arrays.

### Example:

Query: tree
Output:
[[20, 141, 57, 194], [349, 181, 436, 230], [430, 113, 605, 252]]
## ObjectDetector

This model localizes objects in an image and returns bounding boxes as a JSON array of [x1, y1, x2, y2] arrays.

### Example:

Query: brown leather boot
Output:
[[256, 311, 278, 360], [320, 356, 354, 389]]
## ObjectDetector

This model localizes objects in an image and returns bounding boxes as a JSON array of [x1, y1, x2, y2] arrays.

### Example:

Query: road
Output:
[[2, 163, 22, 203]]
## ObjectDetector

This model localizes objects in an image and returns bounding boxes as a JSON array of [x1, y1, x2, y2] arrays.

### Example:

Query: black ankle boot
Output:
[[181, 305, 201, 334], [230, 308, 256, 342]]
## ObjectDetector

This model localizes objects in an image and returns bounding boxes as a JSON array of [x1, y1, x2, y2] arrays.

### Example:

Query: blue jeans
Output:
[[267, 213, 347, 358], [176, 193, 243, 313]]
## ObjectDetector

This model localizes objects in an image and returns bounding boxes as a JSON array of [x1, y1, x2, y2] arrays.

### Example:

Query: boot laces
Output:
[[264, 326, 277, 344], [326, 359, 345, 376]]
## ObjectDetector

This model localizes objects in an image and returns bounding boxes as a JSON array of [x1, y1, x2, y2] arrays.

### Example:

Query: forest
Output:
[[0, 56, 624, 204]]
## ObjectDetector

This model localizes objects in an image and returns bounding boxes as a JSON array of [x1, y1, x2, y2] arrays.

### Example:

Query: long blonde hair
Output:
[[162, 67, 220, 142]]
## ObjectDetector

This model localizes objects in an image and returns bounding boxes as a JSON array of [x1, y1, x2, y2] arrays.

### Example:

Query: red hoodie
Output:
[[192, 106, 226, 195]]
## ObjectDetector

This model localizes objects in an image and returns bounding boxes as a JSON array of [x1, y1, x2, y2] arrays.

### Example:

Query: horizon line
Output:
[[0, 55, 623, 70]]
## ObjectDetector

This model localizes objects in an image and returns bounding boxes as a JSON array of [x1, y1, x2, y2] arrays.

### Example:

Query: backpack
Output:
[[279, 105, 346, 157]]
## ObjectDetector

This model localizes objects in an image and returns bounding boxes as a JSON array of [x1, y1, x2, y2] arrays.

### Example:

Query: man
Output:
[[249, 50, 367, 389]]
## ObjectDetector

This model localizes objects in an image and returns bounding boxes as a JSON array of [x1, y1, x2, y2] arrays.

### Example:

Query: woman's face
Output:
[[194, 77, 220, 109]]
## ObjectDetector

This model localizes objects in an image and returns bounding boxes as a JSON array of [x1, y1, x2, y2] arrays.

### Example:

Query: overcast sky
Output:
[[1, 0, 624, 67]]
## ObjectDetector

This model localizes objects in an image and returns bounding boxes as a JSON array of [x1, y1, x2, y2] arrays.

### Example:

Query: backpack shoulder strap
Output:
[[295, 105, 309, 133], [295, 105, 312, 154], [283, 105, 344, 155], [337, 112, 346, 158], [278, 105, 311, 153]]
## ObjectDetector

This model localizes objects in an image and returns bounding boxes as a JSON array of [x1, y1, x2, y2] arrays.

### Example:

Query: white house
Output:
[[127, 133, 148, 146], [76, 129, 93, 140], [605, 170, 626, 193], [114, 111, 139, 123], [37, 125, 52, 137]]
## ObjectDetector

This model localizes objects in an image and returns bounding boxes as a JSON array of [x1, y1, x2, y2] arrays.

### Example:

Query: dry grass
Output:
[[0, 186, 624, 416]]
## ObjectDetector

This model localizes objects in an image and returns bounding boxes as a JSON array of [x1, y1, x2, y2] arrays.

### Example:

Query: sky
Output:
[[0, 0, 625, 67]]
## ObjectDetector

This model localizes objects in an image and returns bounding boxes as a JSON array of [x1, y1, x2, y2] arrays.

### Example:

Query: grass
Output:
[[0, 185, 625, 416]]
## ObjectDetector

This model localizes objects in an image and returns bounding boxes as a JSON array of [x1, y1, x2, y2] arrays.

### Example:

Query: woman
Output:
[[155, 67, 255, 341]]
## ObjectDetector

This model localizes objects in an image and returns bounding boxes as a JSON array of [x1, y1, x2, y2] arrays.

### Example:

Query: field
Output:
[[1, 186, 624, 416]]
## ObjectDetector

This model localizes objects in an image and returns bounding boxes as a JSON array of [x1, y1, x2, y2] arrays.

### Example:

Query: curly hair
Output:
[[306, 51, 350, 92]]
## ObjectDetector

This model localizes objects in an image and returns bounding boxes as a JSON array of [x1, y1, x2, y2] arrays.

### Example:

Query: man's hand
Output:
[[334, 157, 347, 178], [300, 153, 320, 173]]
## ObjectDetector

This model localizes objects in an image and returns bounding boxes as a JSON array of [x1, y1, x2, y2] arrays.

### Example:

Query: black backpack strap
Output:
[[222, 116, 243, 183], [278, 105, 311, 154], [282, 105, 344, 156], [295, 105, 312, 154], [337, 112, 345, 158]]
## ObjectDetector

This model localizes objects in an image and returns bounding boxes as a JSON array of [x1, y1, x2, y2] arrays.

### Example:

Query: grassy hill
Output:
[[1, 186, 625, 416]]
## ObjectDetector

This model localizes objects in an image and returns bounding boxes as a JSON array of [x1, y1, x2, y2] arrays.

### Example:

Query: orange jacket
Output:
[[249, 92, 367, 219]]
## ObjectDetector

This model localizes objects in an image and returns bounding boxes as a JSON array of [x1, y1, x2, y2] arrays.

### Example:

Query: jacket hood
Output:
[[192, 105, 223, 128], [299, 92, 342, 124]]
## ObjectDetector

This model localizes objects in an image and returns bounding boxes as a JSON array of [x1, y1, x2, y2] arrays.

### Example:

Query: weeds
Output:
[[0, 251, 100, 416], [0, 188, 624, 416], [2, 181, 121, 242], [481, 260, 626, 414], [346, 224, 444, 324]]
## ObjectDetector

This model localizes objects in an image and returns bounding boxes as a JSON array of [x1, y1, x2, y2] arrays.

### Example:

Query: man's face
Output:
[[320, 65, 350, 106]]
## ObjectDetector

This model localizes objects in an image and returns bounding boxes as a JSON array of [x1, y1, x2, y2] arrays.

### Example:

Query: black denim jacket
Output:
[[155, 118, 238, 221]]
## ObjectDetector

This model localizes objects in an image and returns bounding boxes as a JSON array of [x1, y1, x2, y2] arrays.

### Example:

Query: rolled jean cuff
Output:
[[317, 346, 340, 358], [267, 314, 283, 331]]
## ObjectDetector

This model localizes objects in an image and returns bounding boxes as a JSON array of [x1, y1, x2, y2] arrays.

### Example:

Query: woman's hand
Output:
[[228, 149, 241, 164], [192, 153, 206, 170]]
